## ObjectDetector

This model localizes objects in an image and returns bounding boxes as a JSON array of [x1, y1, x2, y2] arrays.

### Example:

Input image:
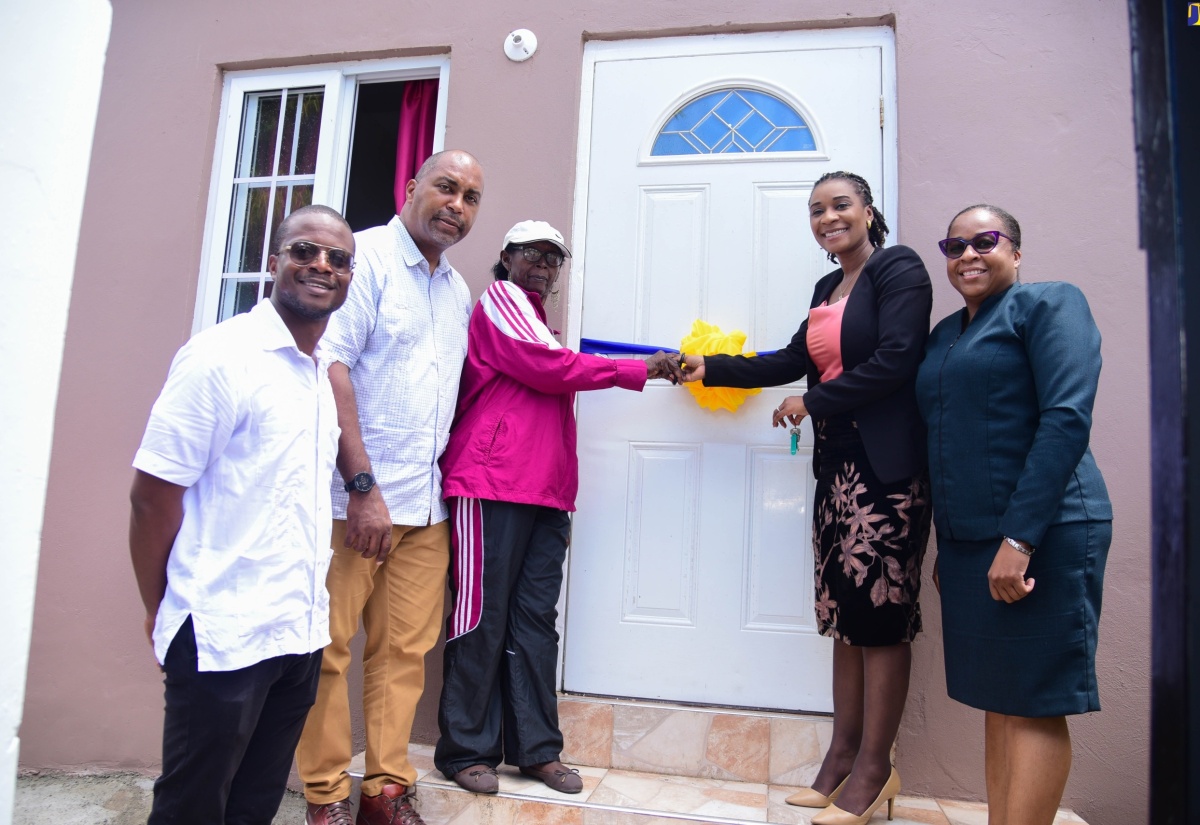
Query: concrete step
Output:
[[410, 745, 1019, 825], [556, 695, 831, 784], [351, 695, 1089, 825]]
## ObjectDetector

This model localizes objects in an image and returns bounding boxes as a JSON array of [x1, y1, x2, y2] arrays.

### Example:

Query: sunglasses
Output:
[[512, 245, 565, 268], [280, 240, 355, 273], [938, 231, 1014, 259]]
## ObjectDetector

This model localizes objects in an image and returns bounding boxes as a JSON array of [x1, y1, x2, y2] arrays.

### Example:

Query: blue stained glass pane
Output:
[[714, 93, 753, 127], [651, 133, 701, 156], [653, 87, 812, 156], [747, 91, 801, 125], [662, 94, 721, 132], [738, 111, 774, 146], [692, 113, 731, 149], [711, 132, 738, 153], [730, 133, 756, 152], [769, 128, 816, 152]]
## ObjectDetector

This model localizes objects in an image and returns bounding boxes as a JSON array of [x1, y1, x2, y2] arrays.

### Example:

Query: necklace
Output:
[[830, 266, 864, 304], [829, 248, 877, 304]]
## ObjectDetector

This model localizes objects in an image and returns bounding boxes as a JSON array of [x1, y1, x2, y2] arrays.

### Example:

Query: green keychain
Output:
[[790, 426, 801, 456]]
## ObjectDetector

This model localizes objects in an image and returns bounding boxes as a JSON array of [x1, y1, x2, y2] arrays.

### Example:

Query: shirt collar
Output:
[[391, 214, 451, 278], [250, 299, 327, 361]]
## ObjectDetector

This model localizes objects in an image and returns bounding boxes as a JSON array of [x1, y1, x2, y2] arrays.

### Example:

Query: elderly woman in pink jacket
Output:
[[433, 220, 677, 796]]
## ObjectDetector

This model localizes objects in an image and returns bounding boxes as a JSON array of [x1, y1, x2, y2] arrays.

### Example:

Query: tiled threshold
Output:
[[348, 695, 1088, 825]]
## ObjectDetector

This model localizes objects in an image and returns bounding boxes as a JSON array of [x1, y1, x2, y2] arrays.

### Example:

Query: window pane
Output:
[[652, 88, 815, 156], [713, 92, 752, 128], [276, 89, 324, 176], [290, 183, 314, 212], [266, 186, 287, 262], [225, 179, 318, 276], [651, 133, 700, 155], [218, 277, 264, 321], [237, 92, 282, 178], [293, 91, 324, 176], [735, 110, 773, 146], [276, 92, 299, 177], [226, 183, 272, 273], [216, 278, 277, 322]]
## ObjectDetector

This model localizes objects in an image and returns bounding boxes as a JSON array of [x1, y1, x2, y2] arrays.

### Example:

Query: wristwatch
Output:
[[344, 471, 376, 493]]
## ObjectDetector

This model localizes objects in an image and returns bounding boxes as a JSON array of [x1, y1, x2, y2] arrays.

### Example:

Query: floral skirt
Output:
[[812, 415, 931, 646]]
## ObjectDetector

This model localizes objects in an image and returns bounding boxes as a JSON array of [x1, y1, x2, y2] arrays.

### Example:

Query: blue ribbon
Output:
[[579, 338, 677, 355], [579, 338, 776, 357]]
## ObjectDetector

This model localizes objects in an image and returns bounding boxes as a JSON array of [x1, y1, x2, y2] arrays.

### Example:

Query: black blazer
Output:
[[704, 244, 932, 484]]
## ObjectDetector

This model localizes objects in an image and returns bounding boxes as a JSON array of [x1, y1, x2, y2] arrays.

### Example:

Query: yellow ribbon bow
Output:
[[680, 320, 761, 412]]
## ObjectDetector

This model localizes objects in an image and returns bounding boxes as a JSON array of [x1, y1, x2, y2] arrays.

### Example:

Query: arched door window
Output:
[[651, 88, 815, 156]]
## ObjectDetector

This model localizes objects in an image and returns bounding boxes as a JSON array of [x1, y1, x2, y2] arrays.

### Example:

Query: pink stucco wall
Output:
[[22, 3, 1147, 824]]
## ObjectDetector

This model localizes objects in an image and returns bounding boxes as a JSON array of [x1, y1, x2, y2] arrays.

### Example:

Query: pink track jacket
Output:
[[439, 280, 648, 511]]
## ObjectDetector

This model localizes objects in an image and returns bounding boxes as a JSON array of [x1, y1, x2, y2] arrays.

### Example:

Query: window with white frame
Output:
[[195, 58, 449, 331]]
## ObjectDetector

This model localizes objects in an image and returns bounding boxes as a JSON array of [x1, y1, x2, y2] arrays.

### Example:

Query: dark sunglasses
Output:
[[281, 240, 354, 273], [938, 231, 1014, 259], [512, 245, 565, 268]]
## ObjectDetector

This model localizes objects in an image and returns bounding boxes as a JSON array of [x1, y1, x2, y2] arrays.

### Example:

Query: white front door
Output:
[[563, 29, 896, 712]]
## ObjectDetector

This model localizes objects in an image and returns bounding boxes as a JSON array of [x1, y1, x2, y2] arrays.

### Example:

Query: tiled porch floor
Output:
[[368, 744, 1089, 825]]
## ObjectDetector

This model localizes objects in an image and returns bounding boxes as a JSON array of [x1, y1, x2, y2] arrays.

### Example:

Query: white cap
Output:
[[502, 220, 572, 258]]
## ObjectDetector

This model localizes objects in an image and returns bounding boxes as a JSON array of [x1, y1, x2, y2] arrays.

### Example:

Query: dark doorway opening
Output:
[[344, 81, 420, 233]]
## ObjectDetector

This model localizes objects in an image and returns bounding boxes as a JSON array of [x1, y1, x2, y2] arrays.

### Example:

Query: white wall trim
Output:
[[0, 1, 112, 819]]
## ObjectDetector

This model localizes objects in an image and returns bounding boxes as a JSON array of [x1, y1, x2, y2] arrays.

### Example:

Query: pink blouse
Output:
[[806, 299, 847, 382]]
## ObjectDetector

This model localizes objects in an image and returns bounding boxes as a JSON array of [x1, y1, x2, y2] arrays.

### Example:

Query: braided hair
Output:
[[812, 171, 889, 262]]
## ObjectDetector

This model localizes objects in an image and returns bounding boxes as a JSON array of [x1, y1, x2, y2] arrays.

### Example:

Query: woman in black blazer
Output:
[[683, 172, 932, 825]]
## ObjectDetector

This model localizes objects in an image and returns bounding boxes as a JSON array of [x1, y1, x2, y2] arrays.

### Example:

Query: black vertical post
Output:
[[1129, 1, 1200, 823]]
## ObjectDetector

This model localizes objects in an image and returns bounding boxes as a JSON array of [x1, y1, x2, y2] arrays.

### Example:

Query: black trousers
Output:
[[435, 498, 571, 778], [148, 616, 323, 825]]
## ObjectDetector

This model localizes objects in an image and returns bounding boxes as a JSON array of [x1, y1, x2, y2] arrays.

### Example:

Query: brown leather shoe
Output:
[[356, 784, 424, 825], [307, 798, 353, 825], [519, 760, 584, 794], [451, 764, 499, 794]]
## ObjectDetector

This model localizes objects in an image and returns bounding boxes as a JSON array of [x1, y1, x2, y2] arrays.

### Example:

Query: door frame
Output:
[[559, 27, 899, 696]]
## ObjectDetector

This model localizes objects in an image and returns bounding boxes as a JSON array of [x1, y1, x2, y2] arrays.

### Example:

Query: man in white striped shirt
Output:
[[297, 150, 484, 825]]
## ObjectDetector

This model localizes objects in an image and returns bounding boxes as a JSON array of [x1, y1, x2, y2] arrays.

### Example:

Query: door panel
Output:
[[565, 30, 892, 712]]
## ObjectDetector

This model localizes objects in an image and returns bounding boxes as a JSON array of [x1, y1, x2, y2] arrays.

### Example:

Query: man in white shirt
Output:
[[130, 205, 355, 824], [297, 150, 484, 825]]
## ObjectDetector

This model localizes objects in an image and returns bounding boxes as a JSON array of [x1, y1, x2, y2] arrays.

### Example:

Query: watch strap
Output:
[[1003, 535, 1034, 556]]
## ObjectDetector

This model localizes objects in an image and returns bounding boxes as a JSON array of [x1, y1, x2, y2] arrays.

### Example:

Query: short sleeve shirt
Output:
[[320, 216, 472, 525], [133, 300, 341, 671]]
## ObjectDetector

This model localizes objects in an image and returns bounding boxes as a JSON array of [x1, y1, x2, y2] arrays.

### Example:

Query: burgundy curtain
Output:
[[394, 79, 439, 214]]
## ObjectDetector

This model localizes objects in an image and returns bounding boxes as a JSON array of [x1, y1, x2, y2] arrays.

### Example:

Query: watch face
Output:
[[347, 472, 375, 493]]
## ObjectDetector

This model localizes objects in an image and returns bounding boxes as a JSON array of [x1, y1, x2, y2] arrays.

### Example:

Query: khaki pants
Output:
[[297, 518, 449, 802]]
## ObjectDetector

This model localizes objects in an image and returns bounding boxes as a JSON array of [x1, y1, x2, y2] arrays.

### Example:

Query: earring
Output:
[[551, 289, 561, 309], [867, 220, 873, 228]]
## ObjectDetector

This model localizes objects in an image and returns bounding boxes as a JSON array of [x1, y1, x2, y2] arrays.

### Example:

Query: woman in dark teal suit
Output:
[[916, 204, 1111, 825]]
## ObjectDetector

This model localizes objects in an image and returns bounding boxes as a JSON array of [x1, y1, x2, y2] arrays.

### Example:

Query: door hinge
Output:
[[880, 97, 885, 129]]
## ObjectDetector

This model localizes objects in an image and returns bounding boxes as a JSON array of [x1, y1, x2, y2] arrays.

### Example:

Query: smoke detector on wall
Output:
[[504, 29, 538, 62]]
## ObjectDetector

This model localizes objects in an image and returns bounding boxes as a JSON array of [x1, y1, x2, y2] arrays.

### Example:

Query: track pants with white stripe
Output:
[[435, 497, 572, 778]]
